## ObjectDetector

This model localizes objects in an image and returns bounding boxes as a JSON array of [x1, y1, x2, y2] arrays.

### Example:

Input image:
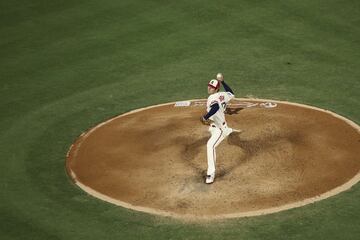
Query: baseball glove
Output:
[[225, 107, 243, 115], [200, 116, 211, 125]]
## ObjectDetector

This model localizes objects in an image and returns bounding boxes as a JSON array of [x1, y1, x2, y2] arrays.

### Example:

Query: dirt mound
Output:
[[66, 99, 360, 220]]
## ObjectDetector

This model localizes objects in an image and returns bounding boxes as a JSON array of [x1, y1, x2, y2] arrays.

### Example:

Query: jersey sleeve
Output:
[[203, 103, 220, 120], [224, 91, 234, 103], [221, 81, 234, 94]]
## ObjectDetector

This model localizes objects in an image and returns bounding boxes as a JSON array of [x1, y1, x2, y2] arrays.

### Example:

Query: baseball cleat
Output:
[[205, 174, 215, 184], [232, 129, 243, 133]]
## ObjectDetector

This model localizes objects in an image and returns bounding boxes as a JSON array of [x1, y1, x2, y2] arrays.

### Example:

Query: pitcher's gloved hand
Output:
[[200, 116, 211, 125]]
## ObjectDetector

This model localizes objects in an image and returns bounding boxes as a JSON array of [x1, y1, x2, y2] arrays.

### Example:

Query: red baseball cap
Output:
[[208, 79, 220, 89]]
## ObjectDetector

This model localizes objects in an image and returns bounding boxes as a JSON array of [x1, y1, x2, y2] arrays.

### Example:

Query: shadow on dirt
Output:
[[225, 107, 244, 115], [179, 128, 302, 181]]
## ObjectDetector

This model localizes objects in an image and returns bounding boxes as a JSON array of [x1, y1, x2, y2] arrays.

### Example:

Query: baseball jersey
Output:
[[206, 91, 234, 128]]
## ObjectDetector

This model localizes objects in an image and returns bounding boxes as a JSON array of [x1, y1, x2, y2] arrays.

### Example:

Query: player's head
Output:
[[208, 79, 220, 94]]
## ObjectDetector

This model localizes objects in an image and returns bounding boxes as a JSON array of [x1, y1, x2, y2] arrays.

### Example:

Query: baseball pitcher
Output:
[[200, 73, 241, 184]]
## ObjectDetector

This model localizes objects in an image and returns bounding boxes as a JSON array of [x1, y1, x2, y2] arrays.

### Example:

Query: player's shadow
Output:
[[226, 131, 283, 158], [225, 107, 244, 115], [179, 129, 300, 181], [180, 136, 208, 175]]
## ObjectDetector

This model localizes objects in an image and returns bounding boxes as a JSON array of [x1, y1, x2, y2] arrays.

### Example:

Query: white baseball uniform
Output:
[[206, 91, 235, 176]]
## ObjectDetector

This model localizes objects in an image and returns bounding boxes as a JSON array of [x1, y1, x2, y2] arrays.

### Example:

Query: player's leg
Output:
[[206, 128, 221, 175], [212, 129, 226, 167], [206, 127, 224, 183], [225, 126, 243, 136]]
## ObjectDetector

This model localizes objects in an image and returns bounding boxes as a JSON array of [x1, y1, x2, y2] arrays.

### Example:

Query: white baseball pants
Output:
[[207, 125, 233, 175]]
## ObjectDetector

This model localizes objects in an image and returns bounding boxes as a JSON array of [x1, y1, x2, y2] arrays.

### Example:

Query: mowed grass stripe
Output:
[[0, 0, 359, 239]]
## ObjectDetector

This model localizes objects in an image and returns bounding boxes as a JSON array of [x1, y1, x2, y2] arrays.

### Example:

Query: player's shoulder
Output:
[[207, 92, 220, 101], [207, 93, 220, 106], [217, 91, 234, 98], [222, 91, 234, 98]]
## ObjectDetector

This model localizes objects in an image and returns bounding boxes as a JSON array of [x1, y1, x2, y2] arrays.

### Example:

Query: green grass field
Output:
[[1, 0, 359, 239]]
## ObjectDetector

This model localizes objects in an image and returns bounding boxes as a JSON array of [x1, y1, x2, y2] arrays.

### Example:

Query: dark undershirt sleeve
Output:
[[221, 81, 234, 94], [203, 103, 220, 120]]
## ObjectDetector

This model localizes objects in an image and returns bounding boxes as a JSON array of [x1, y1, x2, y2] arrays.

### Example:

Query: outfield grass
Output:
[[1, 0, 359, 239]]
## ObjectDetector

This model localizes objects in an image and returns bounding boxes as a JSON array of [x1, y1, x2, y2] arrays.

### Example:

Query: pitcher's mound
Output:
[[66, 99, 360, 220]]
